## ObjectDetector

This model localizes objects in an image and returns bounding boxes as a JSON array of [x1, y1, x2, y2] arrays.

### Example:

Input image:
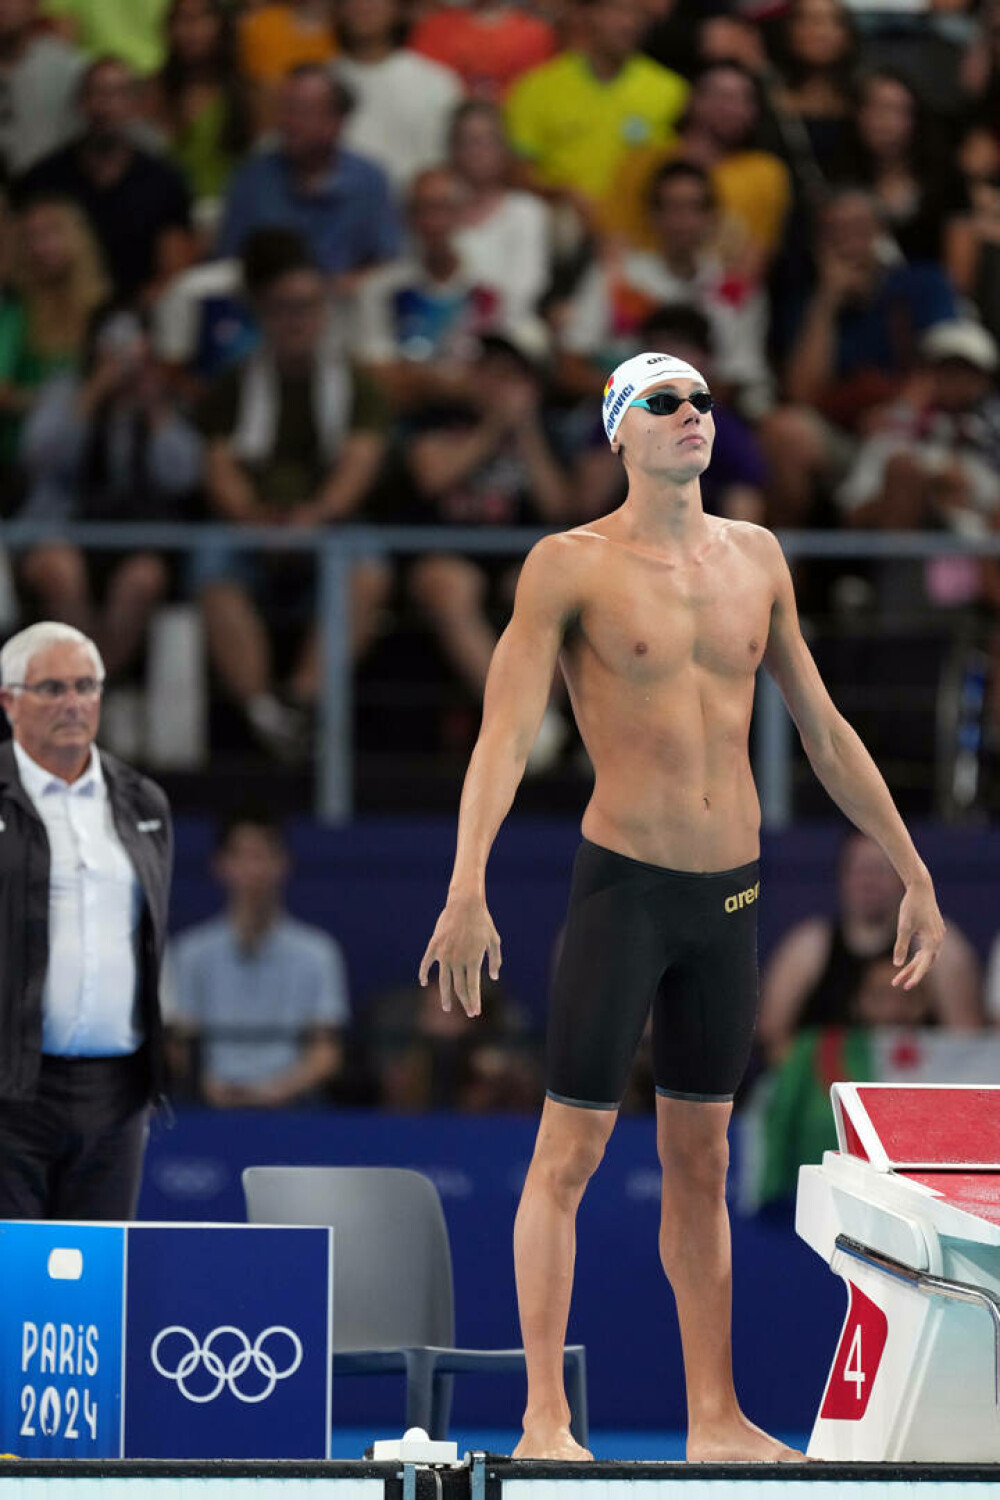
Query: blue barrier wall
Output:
[[169, 818, 999, 1025], [139, 1109, 843, 1435]]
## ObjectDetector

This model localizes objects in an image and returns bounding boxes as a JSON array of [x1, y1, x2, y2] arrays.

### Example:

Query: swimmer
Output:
[[419, 351, 946, 1463]]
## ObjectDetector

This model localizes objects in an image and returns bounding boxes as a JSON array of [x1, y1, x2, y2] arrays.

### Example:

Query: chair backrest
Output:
[[243, 1166, 455, 1352]]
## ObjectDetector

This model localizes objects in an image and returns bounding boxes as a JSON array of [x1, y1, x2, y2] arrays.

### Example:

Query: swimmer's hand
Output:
[[892, 878, 946, 990], [419, 894, 502, 1018]]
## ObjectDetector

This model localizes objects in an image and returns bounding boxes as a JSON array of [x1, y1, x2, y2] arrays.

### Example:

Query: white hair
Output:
[[0, 622, 104, 688]]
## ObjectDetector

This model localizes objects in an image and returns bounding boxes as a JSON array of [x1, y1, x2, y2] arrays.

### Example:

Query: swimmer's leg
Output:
[[656, 1095, 803, 1462], [512, 1096, 616, 1460]]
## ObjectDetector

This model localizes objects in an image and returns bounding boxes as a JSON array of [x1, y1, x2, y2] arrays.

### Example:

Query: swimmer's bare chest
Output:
[[557, 525, 775, 867]]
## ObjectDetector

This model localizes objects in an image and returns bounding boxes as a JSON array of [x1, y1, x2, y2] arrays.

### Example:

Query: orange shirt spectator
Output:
[[409, 2, 557, 101], [239, 1, 337, 85]]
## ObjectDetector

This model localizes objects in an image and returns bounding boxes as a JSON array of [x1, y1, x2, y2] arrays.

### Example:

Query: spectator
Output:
[[16, 303, 202, 679], [14, 56, 195, 304], [0, 621, 173, 1219], [762, 187, 958, 525], [406, 330, 570, 741], [168, 809, 349, 1108], [409, 0, 557, 103], [758, 832, 982, 1063], [214, 63, 400, 283], [849, 955, 938, 1028], [833, 70, 973, 287], [837, 319, 1000, 540], [366, 972, 539, 1111], [614, 59, 793, 268], [572, 304, 767, 525], [640, 0, 743, 79], [151, 225, 307, 389], [334, 0, 463, 195], [771, 0, 861, 180], [238, 0, 336, 90], [139, 0, 253, 226], [41, 0, 172, 76], [959, 0, 1000, 184], [450, 100, 553, 324], [352, 166, 503, 411], [0, 0, 84, 178], [0, 196, 108, 474], [193, 248, 390, 761], [559, 161, 772, 419], [505, 0, 688, 234]]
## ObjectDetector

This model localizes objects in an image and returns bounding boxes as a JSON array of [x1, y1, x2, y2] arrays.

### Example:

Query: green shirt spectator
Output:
[[0, 196, 108, 477], [42, 0, 172, 75]]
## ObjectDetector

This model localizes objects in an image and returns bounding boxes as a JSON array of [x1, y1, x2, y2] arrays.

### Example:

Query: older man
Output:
[[0, 621, 172, 1219]]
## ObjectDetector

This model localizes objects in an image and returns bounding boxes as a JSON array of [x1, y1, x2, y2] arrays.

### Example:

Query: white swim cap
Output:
[[602, 351, 708, 444]]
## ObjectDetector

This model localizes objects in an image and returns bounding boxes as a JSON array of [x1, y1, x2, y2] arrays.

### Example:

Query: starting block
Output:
[[797, 1083, 1000, 1461]]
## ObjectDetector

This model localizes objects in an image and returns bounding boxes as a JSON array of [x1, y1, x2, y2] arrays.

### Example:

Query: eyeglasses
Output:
[[6, 677, 104, 699], [630, 391, 714, 417]]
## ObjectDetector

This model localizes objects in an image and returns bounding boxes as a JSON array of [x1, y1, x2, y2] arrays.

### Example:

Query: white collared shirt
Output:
[[13, 741, 143, 1056]]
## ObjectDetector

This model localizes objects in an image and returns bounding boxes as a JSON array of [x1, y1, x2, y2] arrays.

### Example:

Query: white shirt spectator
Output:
[[455, 190, 552, 324], [335, 51, 464, 193], [13, 741, 142, 1056], [168, 915, 350, 1087], [563, 249, 773, 416], [352, 255, 502, 364], [0, 35, 84, 177]]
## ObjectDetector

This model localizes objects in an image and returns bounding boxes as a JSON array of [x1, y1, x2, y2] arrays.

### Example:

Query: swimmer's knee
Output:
[[658, 1121, 730, 1195], [531, 1117, 610, 1201]]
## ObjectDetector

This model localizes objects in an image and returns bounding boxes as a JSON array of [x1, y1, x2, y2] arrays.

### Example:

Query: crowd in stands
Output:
[[0, 0, 997, 771]]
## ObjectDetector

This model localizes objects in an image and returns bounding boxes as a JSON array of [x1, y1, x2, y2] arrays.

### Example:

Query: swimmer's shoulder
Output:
[[719, 519, 789, 582], [523, 526, 609, 583], [516, 528, 610, 628]]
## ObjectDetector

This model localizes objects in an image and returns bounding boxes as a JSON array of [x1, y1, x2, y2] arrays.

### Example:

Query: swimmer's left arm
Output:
[[760, 531, 945, 990]]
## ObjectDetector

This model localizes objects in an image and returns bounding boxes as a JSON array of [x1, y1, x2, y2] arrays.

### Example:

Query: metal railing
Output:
[[3, 520, 998, 822]]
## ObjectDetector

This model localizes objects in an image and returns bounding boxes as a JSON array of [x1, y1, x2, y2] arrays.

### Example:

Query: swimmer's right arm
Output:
[[419, 536, 582, 1018]]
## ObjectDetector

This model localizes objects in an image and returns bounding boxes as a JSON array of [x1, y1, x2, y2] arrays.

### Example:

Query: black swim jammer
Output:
[[546, 839, 761, 1109]]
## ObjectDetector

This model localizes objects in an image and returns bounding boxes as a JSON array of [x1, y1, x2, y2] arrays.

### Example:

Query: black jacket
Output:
[[0, 740, 173, 1102]]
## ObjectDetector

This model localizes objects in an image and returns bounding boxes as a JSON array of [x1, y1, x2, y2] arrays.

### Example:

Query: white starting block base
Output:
[[798, 1084, 1000, 1462]]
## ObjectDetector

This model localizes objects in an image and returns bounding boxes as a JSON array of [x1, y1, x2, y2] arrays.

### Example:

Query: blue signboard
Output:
[[0, 1223, 124, 1459], [123, 1226, 332, 1459]]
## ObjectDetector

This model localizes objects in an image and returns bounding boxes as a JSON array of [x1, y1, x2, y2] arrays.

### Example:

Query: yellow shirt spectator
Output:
[[505, 51, 687, 228], [614, 144, 792, 257], [239, 3, 337, 85]]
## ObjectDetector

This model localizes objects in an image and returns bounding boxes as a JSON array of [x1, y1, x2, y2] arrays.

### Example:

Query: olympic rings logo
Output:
[[150, 1325, 303, 1403]]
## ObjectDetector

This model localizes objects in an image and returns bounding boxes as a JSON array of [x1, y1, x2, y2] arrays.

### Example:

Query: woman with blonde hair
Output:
[[0, 195, 109, 481]]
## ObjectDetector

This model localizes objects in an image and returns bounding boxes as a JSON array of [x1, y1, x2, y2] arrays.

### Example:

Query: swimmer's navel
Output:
[[703, 795, 710, 810], [635, 641, 648, 656]]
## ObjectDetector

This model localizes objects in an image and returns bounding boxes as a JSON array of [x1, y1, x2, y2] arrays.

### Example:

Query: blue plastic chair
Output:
[[242, 1164, 588, 1443]]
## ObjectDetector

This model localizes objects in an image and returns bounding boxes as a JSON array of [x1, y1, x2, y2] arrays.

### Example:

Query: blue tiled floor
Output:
[[329, 1429, 810, 1461]]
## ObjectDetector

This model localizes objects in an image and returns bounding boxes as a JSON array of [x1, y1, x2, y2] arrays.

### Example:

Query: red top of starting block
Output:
[[904, 1172, 1000, 1226], [832, 1084, 1000, 1171]]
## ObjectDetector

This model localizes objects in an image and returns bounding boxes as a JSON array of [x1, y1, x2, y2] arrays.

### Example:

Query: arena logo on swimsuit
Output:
[[725, 882, 760, 913]]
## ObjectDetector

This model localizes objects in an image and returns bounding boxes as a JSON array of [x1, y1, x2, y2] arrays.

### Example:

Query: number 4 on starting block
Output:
[[820, 1283, 888, 1420]]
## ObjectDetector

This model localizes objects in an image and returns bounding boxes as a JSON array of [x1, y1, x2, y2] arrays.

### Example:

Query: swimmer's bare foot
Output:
[[687, 1413, 806, 1463], [512, 1424, 593, 1461]]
